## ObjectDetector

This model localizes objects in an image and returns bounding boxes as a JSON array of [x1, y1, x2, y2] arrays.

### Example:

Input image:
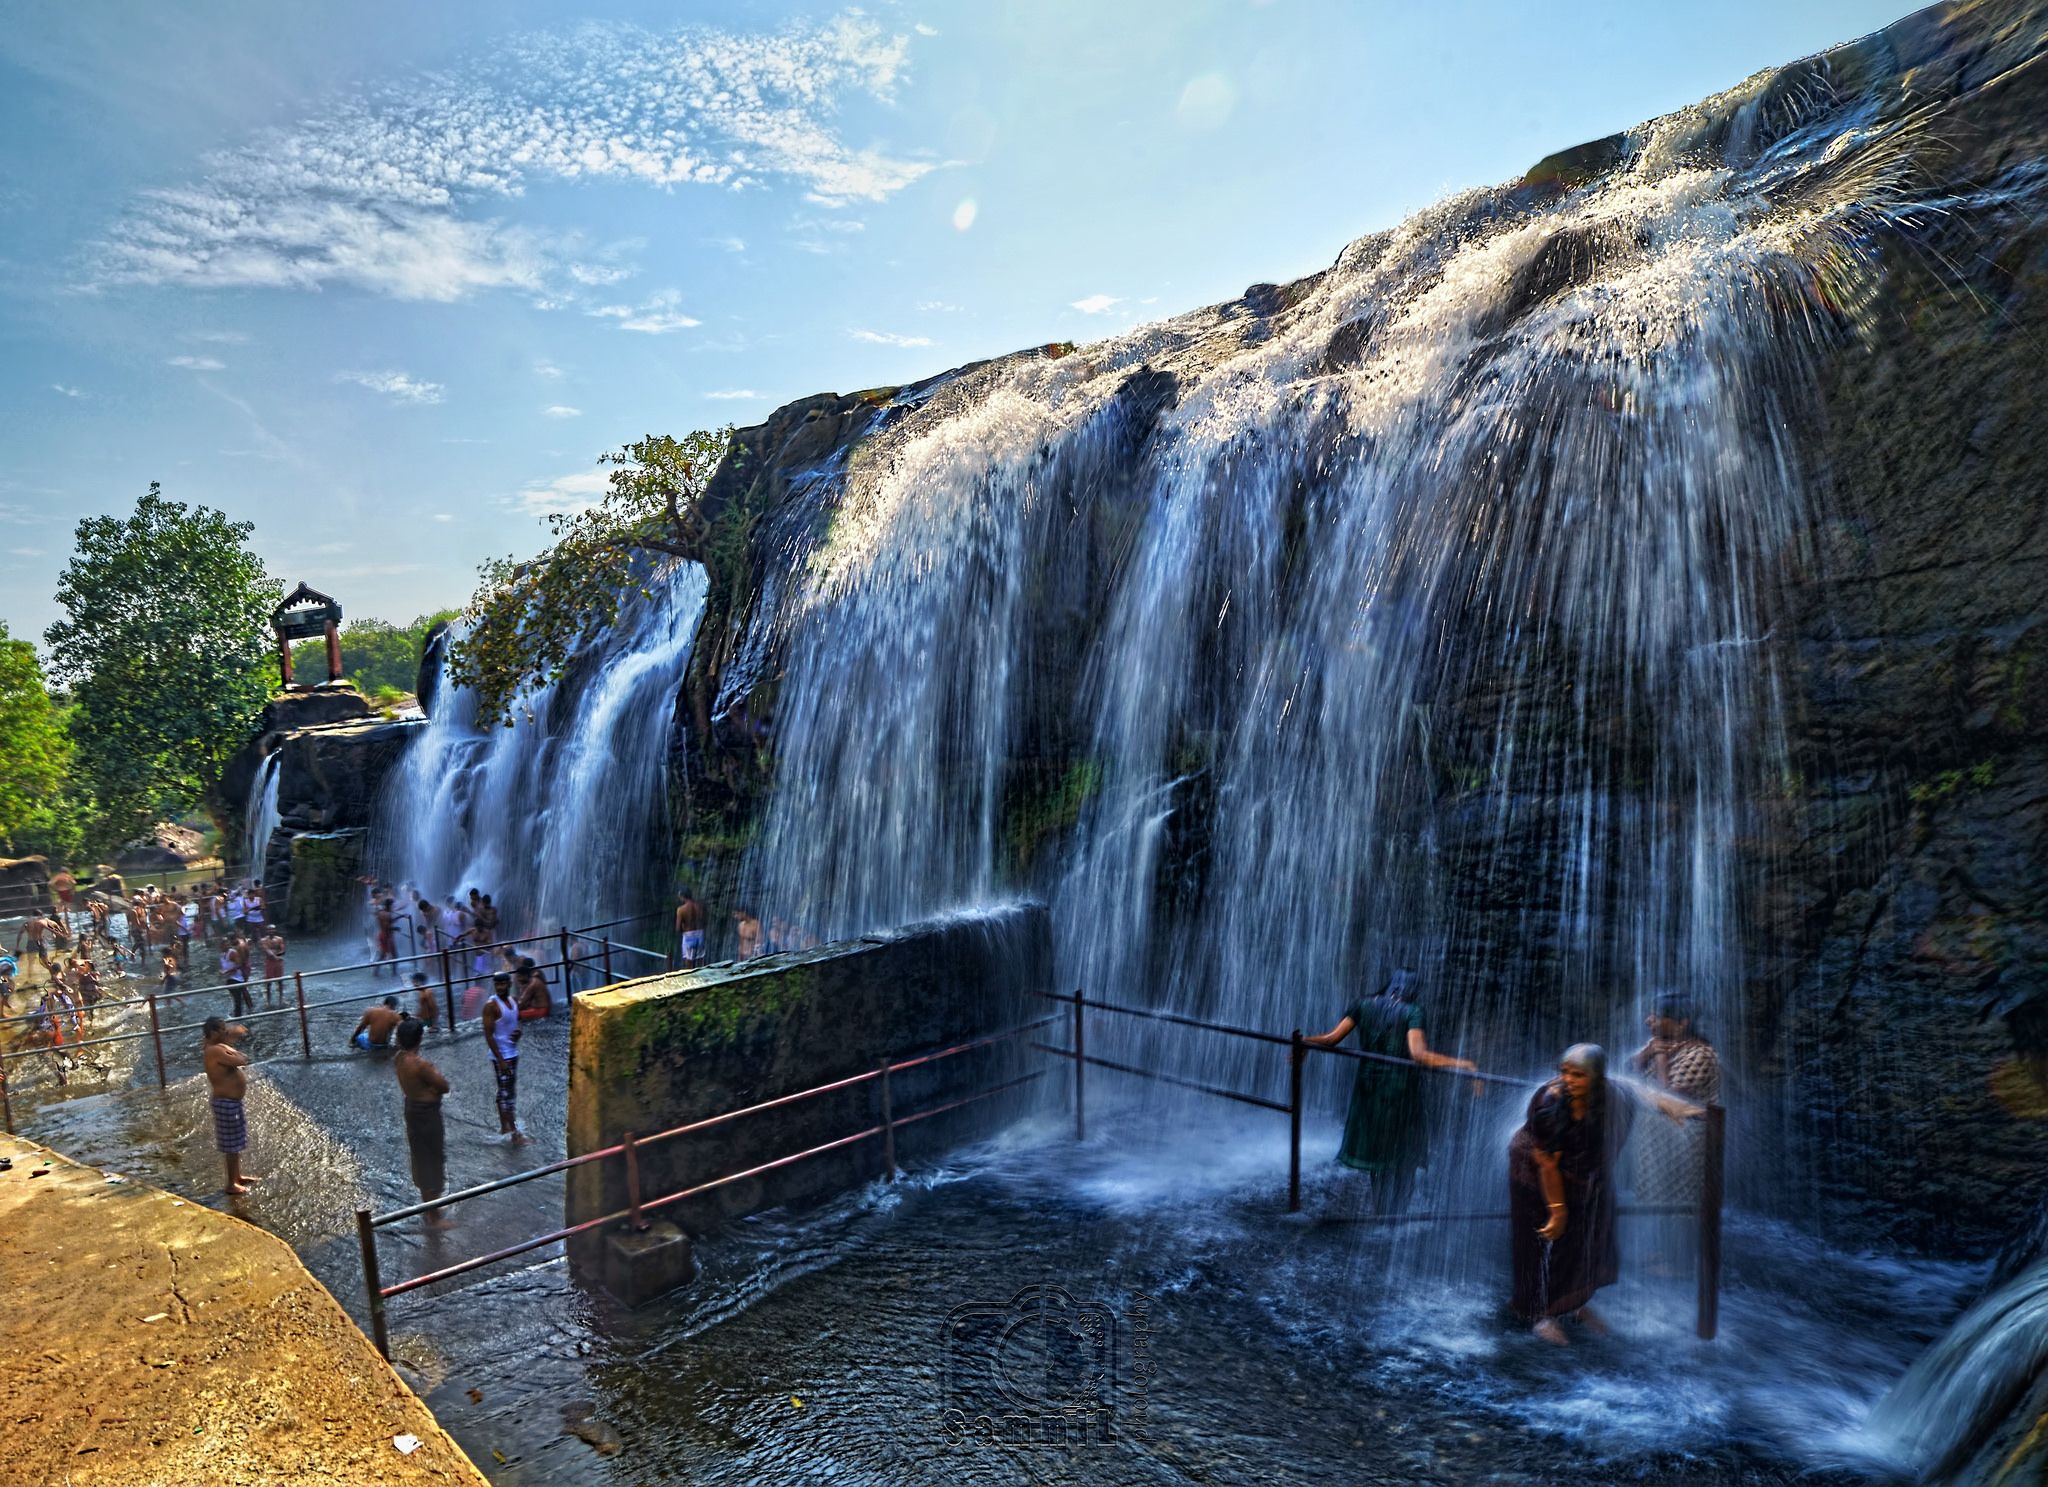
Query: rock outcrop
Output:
[[207, 687, 420, 931]]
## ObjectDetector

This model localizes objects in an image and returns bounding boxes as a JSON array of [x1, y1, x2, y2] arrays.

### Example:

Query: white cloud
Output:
[[914, 23, 940, 36], [51, 384, 83, 397], [705, 389, 766, 399], [533, 359, 564, 379], [916, 300, 961, 312], [952, 198, 978, 231], [10, 546, 47, 558], [93, 14, 937, 301], [432, 513, 455, 522], [542, 404, 582, 418], [337, 369, 445, 404], [168, 355, 225, 370], [849, 329, 932, 347], [591, 289, 700, 334], [1070, 293, 1121, 315], [710, 235, 747, 254], [790, 213, 867, 254], [513, 469, 609, 517], [1176, 72, 1237, 131], [191, 330, 249, 344]]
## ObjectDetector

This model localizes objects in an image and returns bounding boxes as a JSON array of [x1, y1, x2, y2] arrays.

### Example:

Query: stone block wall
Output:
[[565, 903, 1048, 1249]]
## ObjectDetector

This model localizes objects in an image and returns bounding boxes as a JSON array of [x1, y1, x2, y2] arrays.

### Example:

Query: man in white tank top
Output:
[[480, 973, 529, 1145]]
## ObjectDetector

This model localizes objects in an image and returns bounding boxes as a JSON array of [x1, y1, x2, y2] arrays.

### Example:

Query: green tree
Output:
[[288, 610, 459, 699], [447, 429, 732, 726], [44, 483, 278, 853], [0, 624, 77, 858]]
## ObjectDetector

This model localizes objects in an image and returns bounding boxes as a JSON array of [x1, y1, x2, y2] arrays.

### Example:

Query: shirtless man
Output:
[[202, 1017, 259, 1195], [49, 867, 76, 933], [515, 957, 552, 1020], [393, 1018, 454, 1227], [260, 929, 287, 1006], [352, 995, 404, 1051], [160, 947, 183, 1005], [733, 906, 762, 961], [674, 889, 706, 969], [409, 969, 439, 1028], [14, 910, 54, 976], [374, 897, 399, 977]]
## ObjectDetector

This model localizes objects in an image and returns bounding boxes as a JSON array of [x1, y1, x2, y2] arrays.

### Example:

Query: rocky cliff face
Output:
[[208, 688, 421, 930], [670, 0, 2048, 1257]]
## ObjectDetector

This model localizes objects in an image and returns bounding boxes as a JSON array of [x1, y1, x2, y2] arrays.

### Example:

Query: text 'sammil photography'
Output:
[[1, 2, 2044, 1483]]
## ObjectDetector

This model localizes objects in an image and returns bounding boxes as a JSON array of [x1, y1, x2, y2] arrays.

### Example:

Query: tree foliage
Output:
[[446, 429, 732, 727], [289, 611, 459, 699], [44, 483, 278, 853], [0, 623, 76, 858]]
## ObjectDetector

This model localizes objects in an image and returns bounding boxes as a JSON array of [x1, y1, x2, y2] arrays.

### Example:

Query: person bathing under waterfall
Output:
[[1509, 1042, 1706, 1344], [1306, 968, 1477, 1213]]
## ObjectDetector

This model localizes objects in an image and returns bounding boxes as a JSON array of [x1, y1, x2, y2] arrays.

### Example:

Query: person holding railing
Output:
[[1305, 968, 1476, 1214], [1510, 1042, 1705, 1344], [373, 898, 399, 977], [482, 974, 530, 1146]]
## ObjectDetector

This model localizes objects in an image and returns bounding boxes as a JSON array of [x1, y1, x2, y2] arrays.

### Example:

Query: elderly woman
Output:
[[1509, 1043, 1704, 1343]]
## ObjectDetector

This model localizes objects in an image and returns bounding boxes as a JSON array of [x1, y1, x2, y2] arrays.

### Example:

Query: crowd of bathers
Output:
[[360, 876, 553, 1020], [2, 869, 292, 1083]]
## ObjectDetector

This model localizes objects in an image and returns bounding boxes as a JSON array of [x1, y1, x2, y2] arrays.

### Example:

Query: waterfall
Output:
[[735, 63, 1941, 1205], [374, 563, 708, 933], [1864, 1258, 2048, 1479], [243, 754, 281, 886]]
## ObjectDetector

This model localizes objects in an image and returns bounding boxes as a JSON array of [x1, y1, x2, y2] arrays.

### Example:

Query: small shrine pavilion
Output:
[[272, 582, 345, 689]]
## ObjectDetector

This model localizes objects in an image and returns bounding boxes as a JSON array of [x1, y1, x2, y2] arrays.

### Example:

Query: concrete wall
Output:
[[565, 903, 1047, 1247]]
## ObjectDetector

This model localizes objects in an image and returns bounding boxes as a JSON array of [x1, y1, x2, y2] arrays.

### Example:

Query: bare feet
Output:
[[1575, 1305, 1609, 1336], [226, 1181, 254, 1196], [509, 1131, 532, 1147], [424, 1212, 456, 1232], [1532, 1318, 1569, 1346]]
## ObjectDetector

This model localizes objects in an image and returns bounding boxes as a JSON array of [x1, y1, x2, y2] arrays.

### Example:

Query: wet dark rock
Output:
[[114, 824, 207, 872], [1521, 132, 1628, 191], [416, 620, 452, 718]]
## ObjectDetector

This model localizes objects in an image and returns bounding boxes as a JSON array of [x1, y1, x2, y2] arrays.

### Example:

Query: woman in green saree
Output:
[[1306, 969, 1475, 1213]]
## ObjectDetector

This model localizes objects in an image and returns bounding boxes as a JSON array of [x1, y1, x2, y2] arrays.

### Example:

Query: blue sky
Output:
[[0, 0, 1912, 642]]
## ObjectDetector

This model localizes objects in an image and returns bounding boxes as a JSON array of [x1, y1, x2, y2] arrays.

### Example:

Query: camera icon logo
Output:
[[940, 1284, 1119, 1447]]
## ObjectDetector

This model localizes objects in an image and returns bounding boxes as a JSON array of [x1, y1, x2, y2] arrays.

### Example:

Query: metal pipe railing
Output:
[[355, 1016, 1047, 1352], [1032, 984, 1726, 1339]]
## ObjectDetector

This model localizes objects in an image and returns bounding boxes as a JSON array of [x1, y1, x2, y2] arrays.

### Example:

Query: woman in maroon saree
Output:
[[1509, 1042, 1705, 1343]]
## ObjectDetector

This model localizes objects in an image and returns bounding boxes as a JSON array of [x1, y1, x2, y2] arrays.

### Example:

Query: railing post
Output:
[[147, 992, 168, 1090], [621, 1130, 649, 1232], [1289, 1029, 1305, 1214], [1697, 1103, 1725, 1340], [356, 1208, 391, 1360], [878, 1058, 897, 1182], [602, 935, 613, 985], [0, 1053, 13, 1134], [293, 971, 311, 1060], [1072, 986, 1086, 1142], [559, 928, 573, 996], [440, 946, 455, 1028]]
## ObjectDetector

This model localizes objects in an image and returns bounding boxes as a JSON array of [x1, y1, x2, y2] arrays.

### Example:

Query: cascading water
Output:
[[243, 753, 281, 886], [741, 64, 1938, 1207], [374, 563, 708, 932]]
